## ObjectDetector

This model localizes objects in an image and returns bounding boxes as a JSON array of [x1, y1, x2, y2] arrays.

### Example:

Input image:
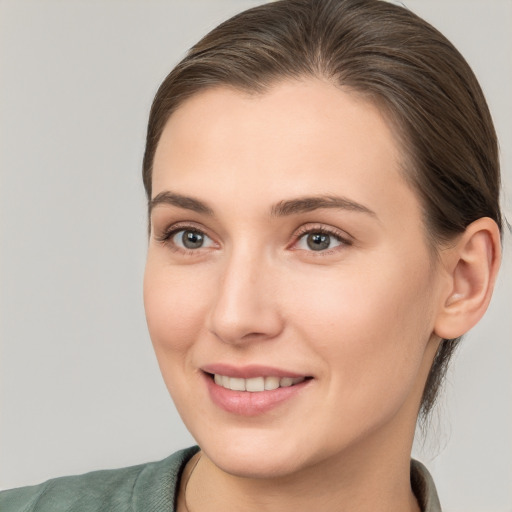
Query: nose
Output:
[[207, 248, 284, 345]]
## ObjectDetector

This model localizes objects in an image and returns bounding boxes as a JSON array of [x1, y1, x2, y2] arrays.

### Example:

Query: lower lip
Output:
[[203, 373, 311, 416]]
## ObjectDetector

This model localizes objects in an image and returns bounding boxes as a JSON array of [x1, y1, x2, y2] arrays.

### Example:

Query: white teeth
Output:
[[264, 376, 280, 390], [279, 377, 294, 387], [213, 374, 306, 392], [246, 377, 265, 392], [229, 377, 246, 391]]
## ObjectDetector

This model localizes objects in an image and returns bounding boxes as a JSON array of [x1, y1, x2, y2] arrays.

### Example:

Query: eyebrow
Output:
[[149, 191, 214, 216], [149, 191, 376, 219], [270, 195, 377, 218]]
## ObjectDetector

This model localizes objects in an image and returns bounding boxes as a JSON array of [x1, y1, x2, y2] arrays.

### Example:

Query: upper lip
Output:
[[201, 363, 309, 379]]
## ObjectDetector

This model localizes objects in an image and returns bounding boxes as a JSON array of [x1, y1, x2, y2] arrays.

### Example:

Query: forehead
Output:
[[151, 79, 420, 227], [155, 79, 400, 167]]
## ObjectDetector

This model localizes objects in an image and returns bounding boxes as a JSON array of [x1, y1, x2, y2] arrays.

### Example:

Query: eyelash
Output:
[[155, 223, 352, 255], [155, 223, 216, 255], [292, 225, 353, 255]]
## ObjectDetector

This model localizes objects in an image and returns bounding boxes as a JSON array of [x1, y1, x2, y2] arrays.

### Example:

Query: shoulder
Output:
[[0, 446, 199, 512]]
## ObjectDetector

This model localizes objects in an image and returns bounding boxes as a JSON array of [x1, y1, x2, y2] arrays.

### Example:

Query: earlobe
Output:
[[434, 217, 501, 340]]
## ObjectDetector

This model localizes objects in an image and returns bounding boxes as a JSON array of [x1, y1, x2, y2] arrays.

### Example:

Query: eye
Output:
[[171, 228, 215, 250], [294, 228, 350, 252]]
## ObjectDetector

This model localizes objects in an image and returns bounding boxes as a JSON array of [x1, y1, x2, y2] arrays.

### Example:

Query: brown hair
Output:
[[142, 0, 502, 420]]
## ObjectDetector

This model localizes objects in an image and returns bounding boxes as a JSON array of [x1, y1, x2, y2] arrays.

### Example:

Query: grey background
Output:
[[0, 1, 510, 511]]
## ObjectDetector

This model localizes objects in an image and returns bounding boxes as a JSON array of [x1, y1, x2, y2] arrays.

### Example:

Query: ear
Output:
[[434, 217, 501, 340]]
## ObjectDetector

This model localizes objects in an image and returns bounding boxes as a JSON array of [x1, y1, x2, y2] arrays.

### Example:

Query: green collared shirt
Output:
[[0, 447, 441, 511]]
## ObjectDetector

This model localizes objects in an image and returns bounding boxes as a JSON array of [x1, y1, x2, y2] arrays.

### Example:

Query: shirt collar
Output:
[[411, 459, 442, 512]]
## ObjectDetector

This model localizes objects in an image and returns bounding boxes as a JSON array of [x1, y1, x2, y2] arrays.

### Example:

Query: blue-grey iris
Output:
[[182, 230, 204, 249], [307, 233, 330, 251]]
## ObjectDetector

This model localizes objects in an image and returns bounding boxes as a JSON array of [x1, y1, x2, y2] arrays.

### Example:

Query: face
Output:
[[144, 79, 444, 478]]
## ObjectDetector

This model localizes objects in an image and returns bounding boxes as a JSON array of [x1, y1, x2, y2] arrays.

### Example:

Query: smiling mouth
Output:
[[210, 374, 310, 392]]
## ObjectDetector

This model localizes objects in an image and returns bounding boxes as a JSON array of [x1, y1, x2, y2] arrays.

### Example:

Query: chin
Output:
[[192, 426, 311, 479], [209, 448, 306, 479]]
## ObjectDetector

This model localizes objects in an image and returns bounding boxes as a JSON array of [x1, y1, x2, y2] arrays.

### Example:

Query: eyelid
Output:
[[154, 221, 352, 255], [155, 221, 218, 251], [155, 220, 202, 241], [290, 224, 353, 252]]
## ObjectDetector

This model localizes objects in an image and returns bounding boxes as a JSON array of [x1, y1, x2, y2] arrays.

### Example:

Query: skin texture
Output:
[[143, 79, 500, 512]]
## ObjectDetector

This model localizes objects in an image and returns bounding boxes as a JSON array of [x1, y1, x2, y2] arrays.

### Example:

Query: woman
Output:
[[0, 0, 504, 511]]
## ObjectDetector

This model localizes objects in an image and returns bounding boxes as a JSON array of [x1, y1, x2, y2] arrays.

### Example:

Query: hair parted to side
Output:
[[142, 0, 502, 420]]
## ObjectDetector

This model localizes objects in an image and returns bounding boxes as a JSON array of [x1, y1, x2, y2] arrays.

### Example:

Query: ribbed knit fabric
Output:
[[0, 448, 441, 511]]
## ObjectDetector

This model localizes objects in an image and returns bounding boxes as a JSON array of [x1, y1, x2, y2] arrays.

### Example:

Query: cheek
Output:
[[143, 258, 212, 357], [289, 260, 432, 337], [285, 257, 435, 397]]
